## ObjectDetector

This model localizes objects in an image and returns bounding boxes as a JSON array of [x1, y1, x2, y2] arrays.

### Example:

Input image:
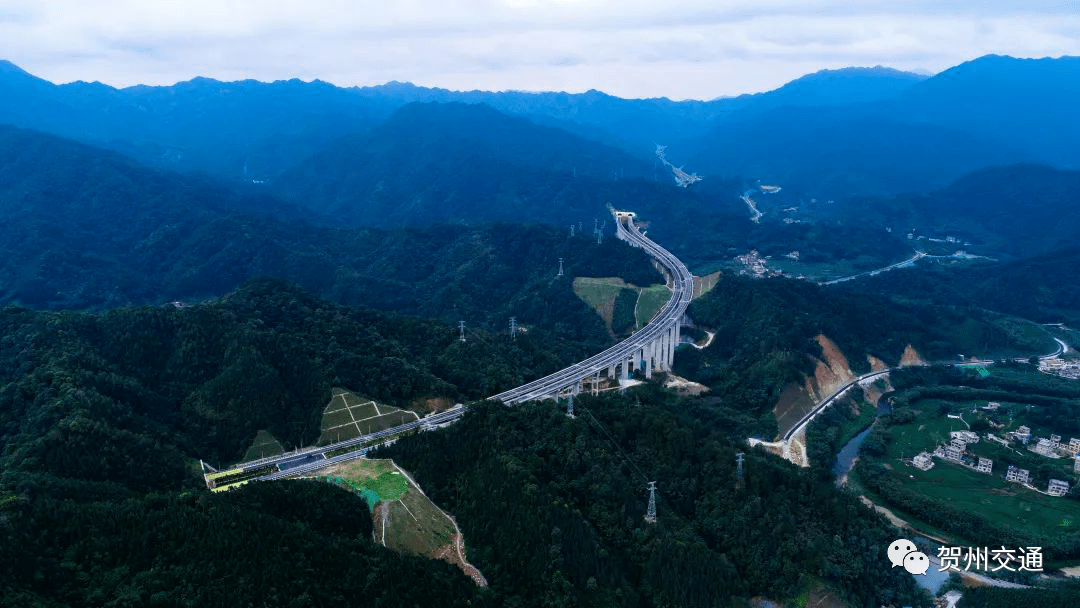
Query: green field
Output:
[[309, 458, 460, 558], [573, 277, 671, 335], [367, 472, 408, 501], [834, 401, 877, 448], [318, 388, 419, 445], [572, 277, 632, 330], [862, 367, 1080, 543], [877, 452, 1080, 539], [635, 285, 671, 328], [383, 486, 458, 557], [241, 430, 284, 462], [880, 414, 968, 460]]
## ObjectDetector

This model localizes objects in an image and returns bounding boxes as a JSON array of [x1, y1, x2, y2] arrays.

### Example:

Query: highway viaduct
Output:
[[204, 208, 696, 487]]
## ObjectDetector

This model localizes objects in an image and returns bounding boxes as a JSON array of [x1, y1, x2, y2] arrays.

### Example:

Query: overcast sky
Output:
[[2, 1, 1078, 99]]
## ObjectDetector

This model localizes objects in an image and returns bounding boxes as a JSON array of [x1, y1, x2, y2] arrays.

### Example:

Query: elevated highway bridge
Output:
[[203, 209, 695, 489]]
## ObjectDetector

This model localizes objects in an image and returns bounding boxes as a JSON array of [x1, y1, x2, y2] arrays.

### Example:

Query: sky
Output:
[[1, 1, 1078, 100]]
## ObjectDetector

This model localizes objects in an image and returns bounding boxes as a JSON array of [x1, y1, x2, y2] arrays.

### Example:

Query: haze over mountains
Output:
[[6, 51, 1080, 607], [2, 55, 1078, 197], [4, 53, 1080, 317]]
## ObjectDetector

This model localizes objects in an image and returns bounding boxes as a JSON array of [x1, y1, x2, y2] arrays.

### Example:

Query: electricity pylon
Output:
[[644, 481, 657, 524]]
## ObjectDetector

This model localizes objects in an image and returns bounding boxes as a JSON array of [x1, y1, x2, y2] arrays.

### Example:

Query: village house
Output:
[[913, 452, 935, 471], [1066, 438, 1080, 456], [950, 431, 979, 444], [1049, 479, 1070, 497], [945, 443, 964, 461], [1006, 465, 1030, 484], [1012, 426, 1032, 444], [1032, 438, 1057, 457]]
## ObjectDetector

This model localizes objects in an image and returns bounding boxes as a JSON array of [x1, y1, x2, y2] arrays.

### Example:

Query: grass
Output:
[[573, 277, 669, 334], [572, 277, 628, 328], [241, 430, 284, 462], [321, 409, 353, 428], [863, 375, 1080, 544], [773, 383, 815, 439], [348, 403, 379, 420], [635, 285, 671, 328], [383, 486, 458, 557], [308, 458, 460, 560], [317, 388, 418, 445], [880, 415, 967, 461], [887, 455, 1080, 539], [367, 472, 408, 501], [834, 401, 877, 448]]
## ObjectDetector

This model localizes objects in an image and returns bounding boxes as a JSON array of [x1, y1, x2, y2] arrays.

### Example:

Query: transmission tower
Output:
[[557, 258, 564, 277], [735, 452, 745, 489], [509, 317, 517, 341], [458, 321, 466, 343], [644, 481, 657, 524], [570, 224, 575, 237]]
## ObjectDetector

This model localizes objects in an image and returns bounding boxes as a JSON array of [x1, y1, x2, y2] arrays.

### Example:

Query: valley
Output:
[[3, 51, 1080, 608]]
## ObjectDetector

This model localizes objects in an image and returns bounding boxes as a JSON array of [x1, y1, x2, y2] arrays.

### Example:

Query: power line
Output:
[[580, 407, 649, 482]]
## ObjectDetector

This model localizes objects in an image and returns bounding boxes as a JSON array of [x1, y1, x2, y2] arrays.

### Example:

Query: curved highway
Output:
[[490, 213, 693, 404], [208, 210, 695, 486]]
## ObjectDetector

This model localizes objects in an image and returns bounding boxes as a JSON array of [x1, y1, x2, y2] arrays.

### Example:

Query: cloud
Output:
[[1, 1, 1078, 98]]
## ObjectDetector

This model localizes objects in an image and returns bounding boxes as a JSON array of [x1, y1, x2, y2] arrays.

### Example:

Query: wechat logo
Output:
[[888, 538, 930, 575]]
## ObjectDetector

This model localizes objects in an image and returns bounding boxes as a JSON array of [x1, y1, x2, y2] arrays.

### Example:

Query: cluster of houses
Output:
[[908, 423, 1075, 498], [1039, 357, 1080, 380]]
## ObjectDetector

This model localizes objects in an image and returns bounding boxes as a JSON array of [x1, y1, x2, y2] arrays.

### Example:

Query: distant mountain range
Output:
[[2, 55, 1078, 197], [831, 164, 1080, 259], [0, 124, 661, 349]]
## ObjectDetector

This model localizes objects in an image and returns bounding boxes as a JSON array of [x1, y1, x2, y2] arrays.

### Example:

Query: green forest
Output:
[[381, 389, 928, 607], [0, 277, 935, 606]]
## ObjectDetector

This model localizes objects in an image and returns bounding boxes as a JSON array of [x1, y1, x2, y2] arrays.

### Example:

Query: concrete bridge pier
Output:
[[656, 330, 669, 372]]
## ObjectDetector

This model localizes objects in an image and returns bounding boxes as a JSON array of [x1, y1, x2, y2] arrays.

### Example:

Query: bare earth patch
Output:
[[900, 344, 928, 367], [663, 373, 709, 396]]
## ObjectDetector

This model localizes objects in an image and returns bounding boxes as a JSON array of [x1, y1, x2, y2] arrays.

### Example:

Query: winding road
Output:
[[206, 209, 694, 485]]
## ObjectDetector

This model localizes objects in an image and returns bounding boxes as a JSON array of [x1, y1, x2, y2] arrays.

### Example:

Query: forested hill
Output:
[[380, 392, 927, 606], [829, 164, 1080, 259], [0, 281, 932, 605], [270, 100, 715, 228], [0, 124, 660, 343], [673, 273, 1053, 438], [682, 55, 1080, 196], [267, 102, 918, 271], [855, 248, 1080, 325], [0, 279, 600, 472], [0, 279, 522, 604]]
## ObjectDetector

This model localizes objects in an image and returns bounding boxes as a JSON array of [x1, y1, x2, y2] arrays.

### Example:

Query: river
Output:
[[831, 402, 952, 593]]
